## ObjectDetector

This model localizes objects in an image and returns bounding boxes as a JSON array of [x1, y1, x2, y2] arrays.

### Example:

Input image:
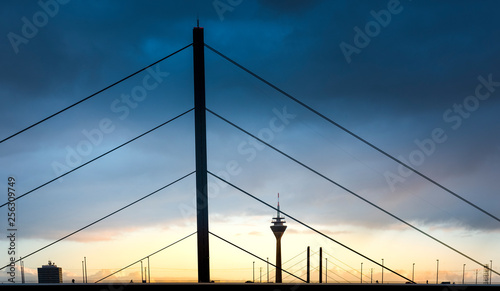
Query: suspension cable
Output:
[[0, 171, 195, 271], [95, 231, 197, 283], [0, 108, 194, 208], [322, 250, 363, 281], [206, 109, 499, 276], [209, 231, 306, 283], [208, 171, 414, 283], [204, 43, 500, 225], [1, 43, 193, 144]]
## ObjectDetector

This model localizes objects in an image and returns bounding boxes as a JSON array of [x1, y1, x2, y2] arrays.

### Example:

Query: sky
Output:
[[1, 0, 500, 284]]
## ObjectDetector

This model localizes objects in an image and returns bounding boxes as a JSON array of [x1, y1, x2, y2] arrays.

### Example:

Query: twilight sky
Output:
[[1, 0, 500, 284]]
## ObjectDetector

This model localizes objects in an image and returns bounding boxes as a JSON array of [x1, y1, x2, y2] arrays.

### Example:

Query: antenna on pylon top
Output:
[[196, 15, 200, 27]]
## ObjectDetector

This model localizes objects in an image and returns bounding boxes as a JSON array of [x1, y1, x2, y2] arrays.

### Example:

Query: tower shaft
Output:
[[193, 26, 209, 283], [275, 234, 284, 283]]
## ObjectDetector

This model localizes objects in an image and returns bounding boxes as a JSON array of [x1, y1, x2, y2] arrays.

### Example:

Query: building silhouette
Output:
[[38, 261, 62, 283]]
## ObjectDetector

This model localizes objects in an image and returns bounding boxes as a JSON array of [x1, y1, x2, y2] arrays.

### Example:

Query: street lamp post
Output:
[[436, 260, 439, 284], [382, 259, 384, 284], [490, 260, 493, 285], [412, 263, 415, 282], [325, 258, 328, 284], [253, 261, 255, 283], [361, 262, 363, 284], [267, 257, 269, 283], [463, 264, 466, 284]]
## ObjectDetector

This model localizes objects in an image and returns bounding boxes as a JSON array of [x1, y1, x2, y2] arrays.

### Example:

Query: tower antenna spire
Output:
[[277, 193, 280, 218], [276, 193, 281, 218]]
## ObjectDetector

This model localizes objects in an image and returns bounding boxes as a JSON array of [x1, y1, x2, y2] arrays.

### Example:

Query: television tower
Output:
[[270, 193, 287, 283]]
